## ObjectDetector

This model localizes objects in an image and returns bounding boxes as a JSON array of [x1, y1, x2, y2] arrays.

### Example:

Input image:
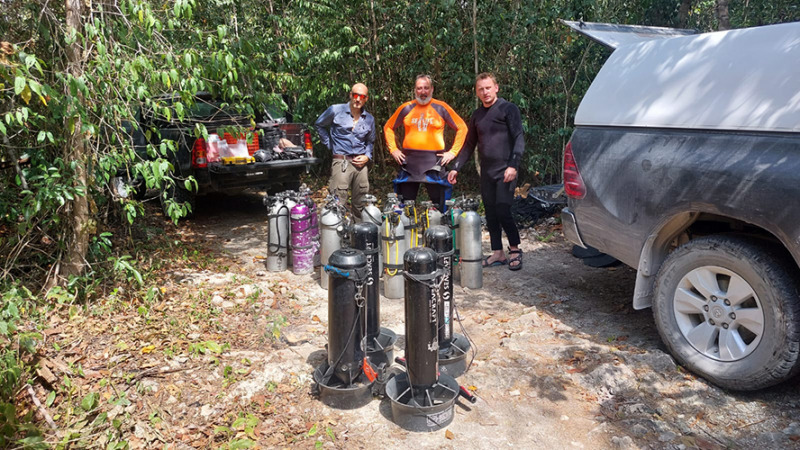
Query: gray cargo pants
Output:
[[329, 158, 369, 218]]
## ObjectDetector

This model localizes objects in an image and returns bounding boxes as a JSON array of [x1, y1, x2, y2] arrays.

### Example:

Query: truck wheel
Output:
[[653, 235, 800, 390], [129, 177, 148, 201], [160, 180, 197, 219], [268, 182, 301, 195]]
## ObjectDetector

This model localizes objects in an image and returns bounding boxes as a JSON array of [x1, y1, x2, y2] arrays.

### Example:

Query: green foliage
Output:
[[2, 0, 797, 290], [214, 412, 258, 448], [1, 0, 298, 286], [189, 340, 228, 356], [0, 285, 44, 446], [0, 0, 796, 444], [265, 315, 287, 341]]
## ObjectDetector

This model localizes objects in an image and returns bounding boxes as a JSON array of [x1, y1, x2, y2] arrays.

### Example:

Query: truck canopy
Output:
[[573, 21, 800, 133], [560, 20, 697, 49]]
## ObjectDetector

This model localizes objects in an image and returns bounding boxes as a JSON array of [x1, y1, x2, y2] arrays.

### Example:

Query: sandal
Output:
[[508, 248, 523, 271], [482, 256, 508, 268]]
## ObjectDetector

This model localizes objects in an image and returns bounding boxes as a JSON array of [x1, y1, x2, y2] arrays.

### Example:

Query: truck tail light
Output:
[[192, 138, 208, 168], [304, 130, 312, 154], [563, 141, 586, 199]]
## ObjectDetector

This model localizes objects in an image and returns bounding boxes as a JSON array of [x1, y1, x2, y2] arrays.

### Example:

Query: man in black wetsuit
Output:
[[447, 73, 525, 270]]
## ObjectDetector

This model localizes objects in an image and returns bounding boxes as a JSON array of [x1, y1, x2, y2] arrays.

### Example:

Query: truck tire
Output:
[[160, 179, 197, 219], [268, 182, 301, 195], [653, 235, 800, 390], [128, 177, 148, 201]]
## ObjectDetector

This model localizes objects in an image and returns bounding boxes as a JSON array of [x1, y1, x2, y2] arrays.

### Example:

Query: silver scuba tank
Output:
[[382, 197, 406, 299], [266, 194, 290, 272], [299, 185, 321, 267], [421, 200, 442, 230], [361, 194, 382, 226], [319, 196, 344, 289], [402, 200, 421, 249], [361, 194, 383, 272], [446, 199, 463, 282], [458, 198, 483, 289], [283, 191, 298, 267]]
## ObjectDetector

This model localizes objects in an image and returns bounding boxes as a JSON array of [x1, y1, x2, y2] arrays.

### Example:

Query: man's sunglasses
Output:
[[351, 92, 368, 101]]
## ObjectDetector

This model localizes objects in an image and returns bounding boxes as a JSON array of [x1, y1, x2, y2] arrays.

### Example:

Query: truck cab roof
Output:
[[570, 21, 800, 133]]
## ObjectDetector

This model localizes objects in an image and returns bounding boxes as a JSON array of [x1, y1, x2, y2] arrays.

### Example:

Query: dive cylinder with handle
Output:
[[283, 191, 298, 267], [361, 194, 383, 272], [458, 198, 482, 289], [320, 196, 344, 289], [266, 194, 290, 272], [382, 194, 406, 299], [290, 201, 314, 275]]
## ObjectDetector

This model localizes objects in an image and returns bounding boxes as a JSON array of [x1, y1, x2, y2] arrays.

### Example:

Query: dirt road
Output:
[[97, 192, 800, 448]]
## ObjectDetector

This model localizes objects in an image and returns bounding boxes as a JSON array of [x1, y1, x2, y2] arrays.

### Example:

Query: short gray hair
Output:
[[415, 74, 433, 86]]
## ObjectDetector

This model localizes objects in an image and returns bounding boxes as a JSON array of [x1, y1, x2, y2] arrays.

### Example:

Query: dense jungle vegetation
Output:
[[0, 0, 797, 445]]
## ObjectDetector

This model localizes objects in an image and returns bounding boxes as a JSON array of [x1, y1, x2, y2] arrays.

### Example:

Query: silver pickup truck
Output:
[[561, 21, 800, 390]]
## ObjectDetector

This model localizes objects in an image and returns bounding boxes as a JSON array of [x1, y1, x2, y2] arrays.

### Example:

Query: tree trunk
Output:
[[370, 0, 379, 63], [471, 0, 480, 175], [678, 0, 693, 27], [716, 0, 731, 30], [61, 0, 90, 280]]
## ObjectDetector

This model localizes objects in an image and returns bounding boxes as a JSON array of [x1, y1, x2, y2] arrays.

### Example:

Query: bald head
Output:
[[350, 83, 368, 110]]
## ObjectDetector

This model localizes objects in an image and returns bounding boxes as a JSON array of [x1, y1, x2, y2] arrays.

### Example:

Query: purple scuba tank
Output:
[[290, 202, 314, 274], [299, 185, 321, 267], [308, 196, 320, 267]]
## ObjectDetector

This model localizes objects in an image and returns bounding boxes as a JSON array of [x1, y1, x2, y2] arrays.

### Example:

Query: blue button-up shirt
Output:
[[314, 103, 376, 159]]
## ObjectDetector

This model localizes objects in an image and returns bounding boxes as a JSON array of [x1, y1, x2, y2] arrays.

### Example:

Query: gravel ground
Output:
[[138, 191, 800, 449]]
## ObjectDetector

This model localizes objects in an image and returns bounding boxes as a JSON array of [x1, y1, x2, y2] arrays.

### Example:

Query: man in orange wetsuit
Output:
[[384, 74, 467, 211]]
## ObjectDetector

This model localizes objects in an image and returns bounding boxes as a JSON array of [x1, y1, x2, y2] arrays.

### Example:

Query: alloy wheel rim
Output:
[[673, 265, 764, 361]]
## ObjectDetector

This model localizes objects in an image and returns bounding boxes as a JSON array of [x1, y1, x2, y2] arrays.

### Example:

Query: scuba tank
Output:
[[402, 200, 421, 249], [445, 199, 462, 281], [361, 194, 383, 226], [290, 201, 314, 275], [458, 198, 483, 289], [299, 184, 321, 267], [320, 196, 344, 289], [425, 225, 454, 346], [402, 247, 441, 387], [313, 248, 376, 410], [283, 191, 298, 267], [265, 194, 290, 272], [353, 220, 398, 367], [382, 194, 406, 299], [425, 224, 470, 377], [361, 194, 383, 272], [351, 223, 381, 341], [323, 249, 369, 385], [421, 201, 442, 234]]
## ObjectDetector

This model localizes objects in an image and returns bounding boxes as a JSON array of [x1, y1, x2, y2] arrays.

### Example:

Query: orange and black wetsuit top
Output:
[[384, 99, 468, 182]]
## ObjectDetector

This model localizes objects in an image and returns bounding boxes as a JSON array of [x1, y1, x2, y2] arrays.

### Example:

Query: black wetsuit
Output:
[[451, 98, 525, 250]]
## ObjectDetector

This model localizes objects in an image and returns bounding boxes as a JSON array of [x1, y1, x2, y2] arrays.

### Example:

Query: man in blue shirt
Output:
[[315, 83, 376, 217]]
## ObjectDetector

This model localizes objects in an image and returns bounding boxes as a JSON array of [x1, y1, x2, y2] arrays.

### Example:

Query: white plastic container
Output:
[[230, 139, 250, 158], [206, 134, 221, 162], [217, 140, 232, 158]]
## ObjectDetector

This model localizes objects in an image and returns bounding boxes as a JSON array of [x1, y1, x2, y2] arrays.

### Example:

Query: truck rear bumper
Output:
[[561, 207, 587, 248], [207, 157, 320, 174], [200, 157, 321, 190]]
